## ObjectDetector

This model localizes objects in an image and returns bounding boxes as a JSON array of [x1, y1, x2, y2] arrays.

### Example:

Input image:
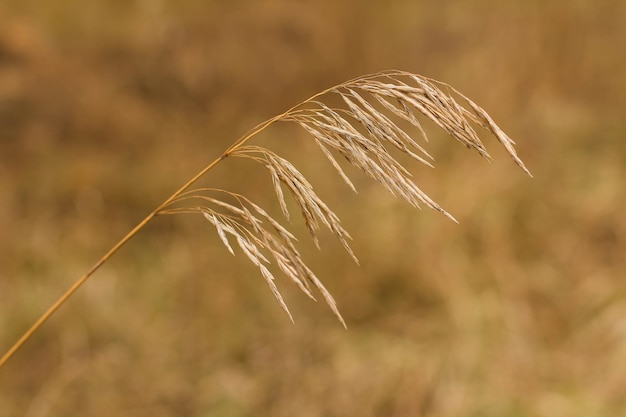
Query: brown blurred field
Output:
[[1, 1, 625, 416]]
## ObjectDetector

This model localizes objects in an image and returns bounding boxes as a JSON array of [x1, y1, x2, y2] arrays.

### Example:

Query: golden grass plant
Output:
[[0, 70, 529, 368]]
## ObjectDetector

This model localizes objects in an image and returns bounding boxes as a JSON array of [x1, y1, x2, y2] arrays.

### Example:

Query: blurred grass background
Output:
[[1, 1, 625, 416]]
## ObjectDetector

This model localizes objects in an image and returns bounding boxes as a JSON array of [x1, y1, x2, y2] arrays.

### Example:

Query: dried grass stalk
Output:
[[0, 70, 530, 368]]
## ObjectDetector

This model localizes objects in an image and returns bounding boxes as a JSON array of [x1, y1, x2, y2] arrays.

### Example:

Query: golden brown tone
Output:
[[1, 1, 625, 416]]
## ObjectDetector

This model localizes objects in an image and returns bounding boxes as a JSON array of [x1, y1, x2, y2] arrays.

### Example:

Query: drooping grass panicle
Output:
[[155, 70, 530, 324], [0, 70, 529, 369]]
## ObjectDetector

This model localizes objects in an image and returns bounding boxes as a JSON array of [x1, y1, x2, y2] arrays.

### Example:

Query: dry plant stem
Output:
[[0, 107, 289, 368], [0, 155, 227, 368], [0, 70, 530, 369]]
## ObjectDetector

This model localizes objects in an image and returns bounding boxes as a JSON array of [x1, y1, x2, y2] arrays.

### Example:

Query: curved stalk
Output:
[[0, 153, 228, 368], [0, 70, 529, 369]]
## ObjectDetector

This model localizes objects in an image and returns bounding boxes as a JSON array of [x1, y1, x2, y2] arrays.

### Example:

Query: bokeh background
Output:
[[1, 1, 625, 416]]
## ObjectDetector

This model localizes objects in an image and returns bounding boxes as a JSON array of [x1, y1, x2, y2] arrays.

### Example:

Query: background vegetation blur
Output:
[[1, 1, 625, 416]]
